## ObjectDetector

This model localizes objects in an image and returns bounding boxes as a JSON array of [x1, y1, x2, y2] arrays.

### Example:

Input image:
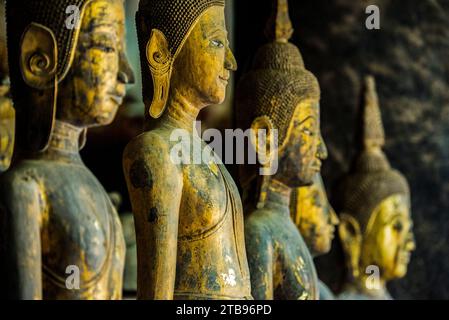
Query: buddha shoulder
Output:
[[0, 163, 41, 193], [123, 130, 183, 190], [0, 164, 44, 218], [244, 208, 273, 235]]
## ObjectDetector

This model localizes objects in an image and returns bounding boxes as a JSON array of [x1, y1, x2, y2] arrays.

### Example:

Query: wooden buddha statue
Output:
[[235, 0, 328, 300], [336, 76, 416, 300], [290, 174, 339, 299], [123, 0, 252, 300], [0, 0, 134, 299]]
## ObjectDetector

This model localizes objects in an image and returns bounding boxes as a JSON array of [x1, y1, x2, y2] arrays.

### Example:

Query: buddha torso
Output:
[[0, 129, 125, 300], [130, 127, 252, 300], [244, 196, 319, 300]]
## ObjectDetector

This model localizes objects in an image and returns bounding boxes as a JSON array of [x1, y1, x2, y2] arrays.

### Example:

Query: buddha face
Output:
[[275, 99, 328, 187], [293, 174, 339, 256], [57, 0, 135, 127], [361, 194, 415, 280], [171, 6, 237, 109]]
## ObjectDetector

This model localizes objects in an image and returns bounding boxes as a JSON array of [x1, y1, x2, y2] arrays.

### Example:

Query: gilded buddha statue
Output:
[[0, 0, 134, 299], [290, 174, 339, 299], [123, 0, 252, 300], [236, 0, 328, 300], [0, 1, 14, 173], [336, 76, 416, 300]]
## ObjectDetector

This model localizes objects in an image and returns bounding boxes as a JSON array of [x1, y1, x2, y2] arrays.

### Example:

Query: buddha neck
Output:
[[159, 91, 201, 135], [263, 178, 292, 215], [38, 120, 84, 164]]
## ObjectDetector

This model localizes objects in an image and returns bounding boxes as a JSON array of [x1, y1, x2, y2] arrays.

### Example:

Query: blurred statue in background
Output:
[[0, 35, 15, 173], [124, 0, 252, 300], [336, 76, 415, 300], [290, 174, 339, 300], [0, 0, 14, 173], [0, 0, 134, 299], [236, 0, 327, 300]]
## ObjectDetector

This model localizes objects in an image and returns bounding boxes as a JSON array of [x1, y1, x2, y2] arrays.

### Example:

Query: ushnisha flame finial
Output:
[[264, 0, 294, 43], [362, 75, 385, 151]]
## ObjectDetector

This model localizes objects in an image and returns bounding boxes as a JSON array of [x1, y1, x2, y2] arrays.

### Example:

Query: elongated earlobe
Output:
[[20, 23, 57, 89], [339, 213, 362, 279], [146, 29, 172, 119], [18, 22, 58, 152], [250, 116, 276, 208]]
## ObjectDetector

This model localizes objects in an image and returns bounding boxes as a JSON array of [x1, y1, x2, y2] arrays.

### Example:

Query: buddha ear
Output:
[[146, 29, 172, 119], [17, 23, 58, 152], [339, 213, 362, 278], [250, 116, 278, 174], [339, 213, 362, 246], [20, 23, 57, 89]]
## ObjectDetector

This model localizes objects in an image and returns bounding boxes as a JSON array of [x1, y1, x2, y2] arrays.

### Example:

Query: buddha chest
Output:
[[18, 160, 125, 299]]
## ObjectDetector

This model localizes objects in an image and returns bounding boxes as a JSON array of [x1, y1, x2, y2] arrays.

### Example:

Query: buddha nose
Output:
[[406, 232, 416, 251], [329, 207, 340, 226], [118, 51, 135, 85], [224, 46, 237, 72], [316, 134, 328, 161]]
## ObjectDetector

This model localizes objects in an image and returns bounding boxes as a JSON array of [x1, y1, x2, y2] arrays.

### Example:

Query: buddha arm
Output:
[[0, 175, 43, 299], [245, 222, 274, 300], [123, 134, 183, 300]]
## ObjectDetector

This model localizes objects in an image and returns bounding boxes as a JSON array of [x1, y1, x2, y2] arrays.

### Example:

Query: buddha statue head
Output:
[[290, 174, 339, 257], [6, 0, 135, 154], [236, 0, 327, 208], [136, 0, 236, 123], [337, 76, 415, 295]]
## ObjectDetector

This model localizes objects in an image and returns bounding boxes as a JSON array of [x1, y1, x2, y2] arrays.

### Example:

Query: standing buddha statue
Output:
[[236, 0, 328, 300], [123, 0, 252, 300], [0, 0, 135, 299], [336, 76, 416, 300], [290, 174, 339, 299]]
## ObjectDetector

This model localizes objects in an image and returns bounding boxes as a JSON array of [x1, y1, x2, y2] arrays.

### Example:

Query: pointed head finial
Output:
[[264, 0, 294, 43], [362, 75, 385, 151]]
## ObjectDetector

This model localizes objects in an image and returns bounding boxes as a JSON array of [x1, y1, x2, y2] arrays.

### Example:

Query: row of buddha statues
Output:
[[0, 0, 415, 300]]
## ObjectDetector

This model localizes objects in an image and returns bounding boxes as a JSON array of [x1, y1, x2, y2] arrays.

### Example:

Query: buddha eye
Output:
[[211, 39, 224, 48], [393, 221, 403, 232], [89, 44, 116, 53], [89, 38, 116, 53], [303, 128, 313, 136], [101, 46, 116, 53]]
